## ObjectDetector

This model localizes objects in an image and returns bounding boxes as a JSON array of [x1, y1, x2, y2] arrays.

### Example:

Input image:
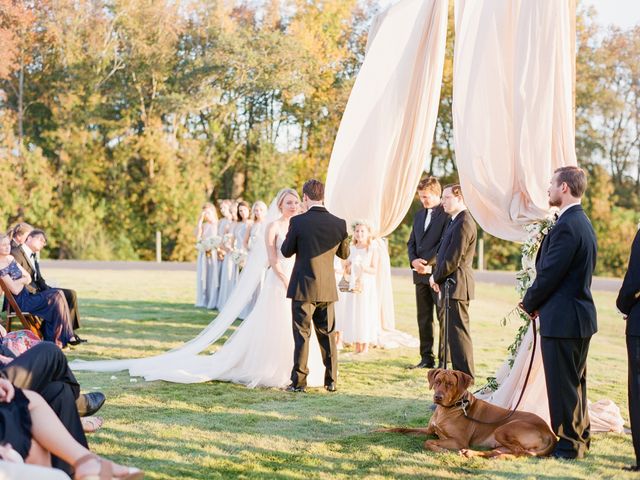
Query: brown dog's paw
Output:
[[459, 449, 473, 458]]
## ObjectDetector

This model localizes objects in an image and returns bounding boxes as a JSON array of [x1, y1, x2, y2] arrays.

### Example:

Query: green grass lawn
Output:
[[49, 268, 635, 479]]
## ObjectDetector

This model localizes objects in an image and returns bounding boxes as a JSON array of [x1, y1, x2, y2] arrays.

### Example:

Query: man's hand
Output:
[[0, 379, 15, 403], [429, 275, 440, 293], [518, 302, 537, 320], [411, 259, 430, 275]]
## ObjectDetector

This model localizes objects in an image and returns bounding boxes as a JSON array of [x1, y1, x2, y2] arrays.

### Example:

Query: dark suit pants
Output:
[[628, 335, 640, 467], [291, 300, 337, 388], [0, 342, 87, 474], [60, 288, 80, 330], [445, 299, 474, 378], [541, 336, 591, 458], [415, 283, 444, 364]]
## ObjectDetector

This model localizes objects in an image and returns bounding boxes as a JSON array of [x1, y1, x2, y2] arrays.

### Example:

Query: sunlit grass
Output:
[[46, 267, 636, 479]]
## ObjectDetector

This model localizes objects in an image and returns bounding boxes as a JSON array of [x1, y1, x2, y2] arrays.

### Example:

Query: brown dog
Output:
[[384, 368, 557, 459]]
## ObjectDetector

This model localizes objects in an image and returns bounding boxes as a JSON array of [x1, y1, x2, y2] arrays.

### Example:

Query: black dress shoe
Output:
[[408, 359, 435, 369], [76, 392, 106, 417], [68, 335, 88, 346], [623, 465, 640, 472], [285, 385, 306, 393], [324, 383, 337, 392]]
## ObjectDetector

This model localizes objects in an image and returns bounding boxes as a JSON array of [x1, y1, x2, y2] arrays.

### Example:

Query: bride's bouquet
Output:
[[230, 248, 248, 269]]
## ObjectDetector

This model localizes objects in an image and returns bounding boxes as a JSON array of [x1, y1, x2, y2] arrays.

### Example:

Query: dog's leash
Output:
[[457, 316, 538, 425]]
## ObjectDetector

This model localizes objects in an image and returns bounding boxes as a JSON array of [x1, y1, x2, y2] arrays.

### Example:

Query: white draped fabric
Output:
[[453, 0, 577, 241], [325, 0, 448, 238], [325, 0, 448, 342]]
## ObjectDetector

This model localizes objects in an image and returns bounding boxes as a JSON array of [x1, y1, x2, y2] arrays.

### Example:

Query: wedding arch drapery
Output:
[[325, 0, 449, 238], [453, 0, 577, 241], [325, 0, 448, 340]]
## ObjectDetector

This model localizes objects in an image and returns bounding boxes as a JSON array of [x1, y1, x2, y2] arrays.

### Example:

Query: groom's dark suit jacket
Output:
[[617, 229, 640, 337], [432, 210, 477, 301], [407, 205, 449, 285], [522, 205, 598, 338], [281, 206, 350, 302]]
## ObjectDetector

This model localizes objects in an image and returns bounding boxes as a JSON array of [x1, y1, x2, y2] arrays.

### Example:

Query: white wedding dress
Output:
[[71, 198, 326, 389], [141, 230, 324, 387]]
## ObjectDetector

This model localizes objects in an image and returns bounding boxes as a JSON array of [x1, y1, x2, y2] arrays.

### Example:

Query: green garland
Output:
[[484, 216, 556, 390]]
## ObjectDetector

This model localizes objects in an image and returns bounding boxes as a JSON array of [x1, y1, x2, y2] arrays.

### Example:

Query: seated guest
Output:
[[0, 378, 142, 479], [8, 222, 33, 249], [0, 234, 74, 348], [0, 341, 106, 475], [12, 229, 86, 345]]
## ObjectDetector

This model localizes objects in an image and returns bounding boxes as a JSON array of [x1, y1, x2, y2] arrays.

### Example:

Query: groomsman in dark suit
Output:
[[521, 166, 597, 460], [11, 229, 86, 345], [431, 184, 476, 378], [281, 179, 350, 392], [407, 176, 449, 368], [617, 229, 640, 471]]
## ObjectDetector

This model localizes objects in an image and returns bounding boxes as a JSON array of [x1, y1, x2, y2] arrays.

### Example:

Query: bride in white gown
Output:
[[71, 188, 324, 388]]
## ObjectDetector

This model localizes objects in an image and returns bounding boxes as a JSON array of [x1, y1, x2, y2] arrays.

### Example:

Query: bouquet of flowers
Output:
[[230, 248, 248, 269], [197, 235, 222, 257]]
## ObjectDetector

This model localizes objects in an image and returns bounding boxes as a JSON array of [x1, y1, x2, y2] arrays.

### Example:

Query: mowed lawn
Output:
[[47, 266, 635, 479]]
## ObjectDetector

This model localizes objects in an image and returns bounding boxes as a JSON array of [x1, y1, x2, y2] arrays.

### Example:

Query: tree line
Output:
[[0, 1, 638, 275]]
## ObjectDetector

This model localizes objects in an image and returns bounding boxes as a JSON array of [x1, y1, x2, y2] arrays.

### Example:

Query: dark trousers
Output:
[[59, 287, 80, 330], [445, 299, 474, 378], [628, 335, 640, 467], [0, 342, 87, 474], [290, 300, 337, 388], [41, 286, 80, 330], [415, 283, 445, 364], [541, 336, 591, 458]]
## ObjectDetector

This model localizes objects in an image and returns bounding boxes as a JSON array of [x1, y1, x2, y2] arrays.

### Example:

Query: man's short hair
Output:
[[417, 176, 441, 196], [443, 183, 463, 199], [27, 229, 47, 241], [302, 179, 324, 201], [554, 166, 587, 198]]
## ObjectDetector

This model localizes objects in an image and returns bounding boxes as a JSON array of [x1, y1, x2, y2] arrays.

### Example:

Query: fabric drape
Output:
[[453, 0, 577, 241]]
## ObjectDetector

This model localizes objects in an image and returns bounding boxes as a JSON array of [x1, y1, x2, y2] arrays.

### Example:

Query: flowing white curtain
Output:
[[325, 0, 449, 238], [453, 0, 577, 241], [325, 0, 448, 339]]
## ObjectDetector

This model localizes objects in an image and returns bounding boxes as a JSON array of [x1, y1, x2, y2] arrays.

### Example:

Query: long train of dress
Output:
[[476, 322, 625, 433], [141, 233, 324, 387]]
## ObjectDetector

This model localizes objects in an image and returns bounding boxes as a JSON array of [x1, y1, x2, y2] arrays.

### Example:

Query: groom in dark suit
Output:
[[281, 179, 350, 392], [430, 184, 477, 378], [407, 176, 449, 368], [617, 229, 640, 471], [521, 166, 597, 460]]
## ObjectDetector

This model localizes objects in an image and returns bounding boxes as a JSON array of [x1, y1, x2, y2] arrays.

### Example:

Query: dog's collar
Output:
[[437, 391, 471, 414]]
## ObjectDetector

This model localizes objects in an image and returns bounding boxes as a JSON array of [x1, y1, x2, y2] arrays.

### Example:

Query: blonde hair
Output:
[[276, 188, 300, 211], [351, 220, 373, 248]]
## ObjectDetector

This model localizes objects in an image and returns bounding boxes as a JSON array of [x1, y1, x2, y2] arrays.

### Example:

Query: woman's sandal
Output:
[[74, 453, 144, 480], [81, 416, 104, 433]]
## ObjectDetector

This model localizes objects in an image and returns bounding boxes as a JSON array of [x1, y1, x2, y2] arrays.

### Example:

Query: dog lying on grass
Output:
[[383, 368, 557, 459]]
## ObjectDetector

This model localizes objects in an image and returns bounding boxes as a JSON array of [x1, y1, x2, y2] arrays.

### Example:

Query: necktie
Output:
[[423, 209, 433, 231], [31, 253, 40, 281]]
